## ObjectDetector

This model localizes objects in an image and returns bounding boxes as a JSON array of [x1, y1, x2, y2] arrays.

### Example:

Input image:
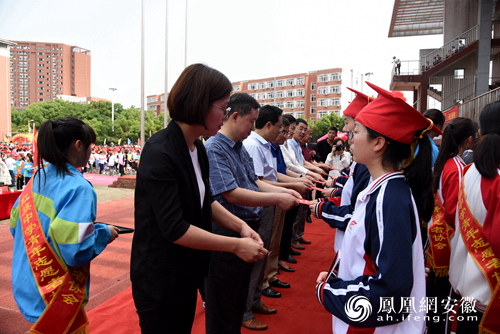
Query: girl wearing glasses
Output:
[[316, 82, 440, 333]]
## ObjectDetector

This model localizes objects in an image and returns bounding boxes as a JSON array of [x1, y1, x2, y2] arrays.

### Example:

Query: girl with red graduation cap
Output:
[[310, 88, 373, 253], [316, 82, 441, 334]]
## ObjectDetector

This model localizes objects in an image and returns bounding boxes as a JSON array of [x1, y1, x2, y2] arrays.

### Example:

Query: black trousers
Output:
[[16, 176, 24, 190], [426, 268, 458, 334], [279, 206, 298, 261], [205, 220, 259, 334], [132, 282, 200, 334]]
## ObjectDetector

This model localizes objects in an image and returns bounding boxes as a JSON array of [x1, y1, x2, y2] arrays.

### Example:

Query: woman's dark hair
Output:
[[167, 63, 233, 126], [37, 117, 96, 180], [474, 101, 500, 178], [423, 108, 445, 130], [333, 138, 344, 146], [433, 117, 477, 191], [367, 126, 434, 222]]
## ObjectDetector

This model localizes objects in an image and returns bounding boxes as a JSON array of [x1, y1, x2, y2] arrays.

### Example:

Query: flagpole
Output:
[[140, 0, 145, 149], [164, 0, 169, 128], [184, 0, 188, 68]]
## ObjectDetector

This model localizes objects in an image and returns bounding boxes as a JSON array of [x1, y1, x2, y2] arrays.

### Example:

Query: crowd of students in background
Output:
[[0, 143, 142, 190]]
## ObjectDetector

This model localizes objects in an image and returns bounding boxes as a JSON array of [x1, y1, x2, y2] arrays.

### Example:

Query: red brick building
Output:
[[147, 67, 366, 122], [9, 41, 91, 109]]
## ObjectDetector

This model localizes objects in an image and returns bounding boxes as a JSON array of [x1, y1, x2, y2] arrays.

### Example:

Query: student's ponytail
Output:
[[405, 132, 434, 223], [474, 101, 500, 178], [37, 117, 96, 185], [433, 117, 477, 192]]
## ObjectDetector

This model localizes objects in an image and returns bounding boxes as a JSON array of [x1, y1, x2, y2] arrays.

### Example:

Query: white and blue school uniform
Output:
[[314, 161, 371, 252], [317, 172, 426, 334]]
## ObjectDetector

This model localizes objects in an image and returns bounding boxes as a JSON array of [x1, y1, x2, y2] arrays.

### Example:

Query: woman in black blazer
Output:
[[130, 64, 267, 333]]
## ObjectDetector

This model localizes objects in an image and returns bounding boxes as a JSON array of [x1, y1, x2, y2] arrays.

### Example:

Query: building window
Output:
[[311, 94, 316, 102], [266, 92, 274, 99], [286, 78, 295, 86], [454, 69, 465, 79], [311, 82, 316, 90], [258, 93, 265, 100], [296, 77, 305, 85], [295, 112, 304, 118], [310, 106, 316, 114], [329, 86, 340, 94], [318, 86, 328, 95], [285, 101, 294, 108], [295, 100, 305, 108], [37, 46, 44, 49], [295, 88, 305, 97], [286, 90, 294, 97], [248, 83, 257, 90], [276, 102, 284, 109], [258, 82, 265, 89], [266, 81, 274, 89], [310, 117, 315, 123], [329, 98, 341, 107], [318, 110, 328, 118], [330, 73, 342, 81], [233, 85, 240, 92], [276, 91, 284, 98], [318, 99, 327, 107], [318, 74, 328, 82], [276, 80, 284, 87]]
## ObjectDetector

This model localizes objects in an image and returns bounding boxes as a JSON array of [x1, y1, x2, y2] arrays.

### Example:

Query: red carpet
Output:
[[87, 216, 337, 333]]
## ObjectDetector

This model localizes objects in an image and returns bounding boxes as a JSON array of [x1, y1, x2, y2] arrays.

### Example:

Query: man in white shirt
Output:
[[5, 154, 16, 188]]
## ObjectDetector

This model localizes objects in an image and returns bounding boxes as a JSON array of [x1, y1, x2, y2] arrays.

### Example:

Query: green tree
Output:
[[310, 113, 345, 141]]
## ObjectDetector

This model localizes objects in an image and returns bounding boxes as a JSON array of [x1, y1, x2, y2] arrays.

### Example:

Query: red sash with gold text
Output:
[[19, 178, 89, 334], [426, 192, 453, 276], [458, 174, 500, 334], [17, 161, 25, 178]]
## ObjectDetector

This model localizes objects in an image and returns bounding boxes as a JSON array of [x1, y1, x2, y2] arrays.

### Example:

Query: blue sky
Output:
[[0, 0, 443, 109]]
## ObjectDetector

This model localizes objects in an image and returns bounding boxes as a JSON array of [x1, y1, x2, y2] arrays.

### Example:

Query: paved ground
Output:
[[0, 175, 134, 333]]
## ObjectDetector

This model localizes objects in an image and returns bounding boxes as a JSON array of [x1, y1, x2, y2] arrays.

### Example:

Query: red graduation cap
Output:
[[344, 88, 376, 118], [356, 82, 443, 144]]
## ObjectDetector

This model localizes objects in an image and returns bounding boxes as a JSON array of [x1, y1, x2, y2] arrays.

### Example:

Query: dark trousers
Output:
[[16, 176, 24, 190], [426, 269, 457, 334], [132, 283, 199, 334], [279, 206, 298, 261], [9, 170, 15, 187], [205, 220, 259, 334], [119, 164, 125, 176]]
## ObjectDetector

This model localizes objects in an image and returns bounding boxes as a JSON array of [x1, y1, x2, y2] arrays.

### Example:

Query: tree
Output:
[[11, 100, 166, 144]]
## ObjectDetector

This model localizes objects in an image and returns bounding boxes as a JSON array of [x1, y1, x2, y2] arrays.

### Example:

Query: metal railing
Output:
[[391, 60, 421, 76], [456, 86, 500, 122], [429, 75, 476, 110], [420, 25, 478, 72]]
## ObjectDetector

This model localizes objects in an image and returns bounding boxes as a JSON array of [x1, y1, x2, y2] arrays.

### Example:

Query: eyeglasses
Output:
[[279, 129, 290, 136], [349, 130, 369, 139], [211, 104, 231, 118]]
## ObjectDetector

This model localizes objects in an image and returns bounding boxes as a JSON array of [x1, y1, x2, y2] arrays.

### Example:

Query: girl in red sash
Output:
[[10, 118, 119, 334], [426, 117, 477, 334], [449, 102, 500, 334]]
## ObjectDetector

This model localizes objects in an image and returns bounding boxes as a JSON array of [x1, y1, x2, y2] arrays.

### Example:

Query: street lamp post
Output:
[[28, 120, 34, 133], [364, 72, 373, 94], [109, 88, 117, 132]]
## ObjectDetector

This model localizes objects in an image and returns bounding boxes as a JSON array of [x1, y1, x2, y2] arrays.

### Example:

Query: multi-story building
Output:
[[1, 38, 16, 141], [9, 41, 91, 109], [146, 68, 368, 122], [389, 0, 500, 122]]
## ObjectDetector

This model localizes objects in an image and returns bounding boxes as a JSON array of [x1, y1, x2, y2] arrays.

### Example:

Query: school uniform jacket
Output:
[[314, 162, 371, 252], [317, 172, 426, 334], [449, 165, 500, 312]]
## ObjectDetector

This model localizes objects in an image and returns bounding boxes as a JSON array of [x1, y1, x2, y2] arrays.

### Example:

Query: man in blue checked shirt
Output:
[[204, 93, 300, 333]]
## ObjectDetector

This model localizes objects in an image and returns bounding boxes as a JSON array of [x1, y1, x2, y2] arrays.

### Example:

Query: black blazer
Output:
[[130, 121, 213, 300]]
